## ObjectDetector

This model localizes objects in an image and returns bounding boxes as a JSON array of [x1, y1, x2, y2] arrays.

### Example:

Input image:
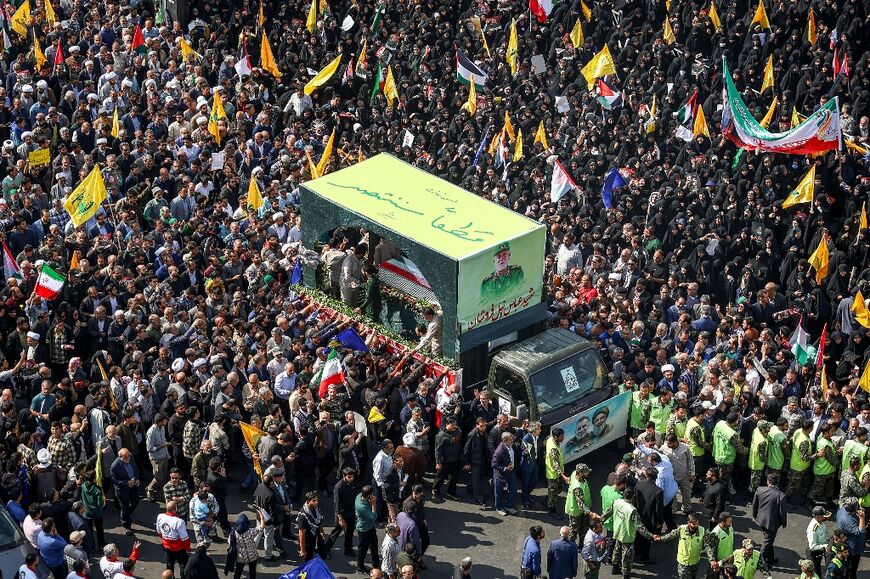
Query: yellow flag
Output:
[[10, 0, 29, 38], [319, 0, 328, 12], [45, 0, 56, 25], [63, 165, 108, 227], [782, 165, 814, 209], [469, 17, 491, 57], [208, 92, 226, 145], [852, 290, 870, 329], [240, 422, 267, 477], [820, 363, 828, 398], [860, 360, 870, 394], [258, 0, 266, 27], [368, 406, 386, 423], [358, 39, 368, 68], [260, 31, 281, 78], [807, 9, 816, 44], [759, 95, 778, 129], [488, 130, 500, 156], [304, 53, 342, 95], [760, 55, 774, 93], [693, 106, 710, 138], [645, 95, 657, 134], [709, 2, 721, 29], [357, 146, 365, 164], [663, 18, 676, 45], [306, 150, 319, 179], [506, 19, 518, 76], [503, 111, 515, 142], [180, 36, 201, 61], [570, 19, 584, 49], [751, 0, 770, 30], [791, 106, 801, 128], [581, 1, 591, 20], [461, 75, 477, 116], [111, 107, 120, 138], [534, 120, 549, 150], [316, 129, 335, 177], [581, 45, 616, 89], [69, 250, 80, 272], [383, 65, 398, 108], [861, 201, 869, 230], [845, 139, 868, 156], [808, 232, 829, 284], [247, 175, 264, 212], [306, 0, 318, 33], [513, 129, 523, 162], [33, 36, 46, 70]]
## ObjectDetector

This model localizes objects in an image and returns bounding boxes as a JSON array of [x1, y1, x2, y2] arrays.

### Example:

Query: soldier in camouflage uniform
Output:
[[809, 422, 838, 503], [838, 455, 870, 506], [747, 421, 771, 495], [599, 486, 658, 579], [781, 396, 805, 437], [704, 512, 735, 579], [657, 513, 703, 579], [566, 463, 594, 542], [545, 428, 570, 520], [785, 420, 815, 506]]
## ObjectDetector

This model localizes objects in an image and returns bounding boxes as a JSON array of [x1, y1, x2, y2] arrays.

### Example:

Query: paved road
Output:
[[96, 443, 869, 579]]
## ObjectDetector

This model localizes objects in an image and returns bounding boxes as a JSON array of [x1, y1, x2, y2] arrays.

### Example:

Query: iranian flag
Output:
[[316, 348, 345, 398], [34, 264, 65, 300], [789, 317, 811, 365], [721, 57, 842, 155], [2, 242, 21, 280], [529, 0, 553, 22]]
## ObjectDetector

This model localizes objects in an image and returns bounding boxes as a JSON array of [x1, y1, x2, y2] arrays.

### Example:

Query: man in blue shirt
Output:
[[521, 525, 544, 578], [635, 440, 679, 531], [36, 517, 68, 578], [547, 525, 579, 579], [835, 497, 866, 579]]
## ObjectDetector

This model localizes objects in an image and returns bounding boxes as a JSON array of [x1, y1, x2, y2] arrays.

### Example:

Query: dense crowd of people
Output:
[[0, 0, 867, 578]]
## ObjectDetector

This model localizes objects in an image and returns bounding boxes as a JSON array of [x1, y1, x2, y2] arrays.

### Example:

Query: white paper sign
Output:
[[561, 366, 580, 393], [556, 95, 570, 113], [210, 152, 225, 170], [531, 54, 546, 75], [341, 15, 355, 31], [402, 130, 415, 148], [498, 396, 512, 415]]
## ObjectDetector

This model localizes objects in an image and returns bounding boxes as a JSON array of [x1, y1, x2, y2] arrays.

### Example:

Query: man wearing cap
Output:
[[565, 463, 594, 543], [825, 543, 850, 579], [751, 473, 787, 566], [747, 421, 771, 494], [809, 422, 839, 504], [63, 530, 88, 572], [728, 538, 770, 579], [786, 420, 816, 507], [806, 505, 831, 575]]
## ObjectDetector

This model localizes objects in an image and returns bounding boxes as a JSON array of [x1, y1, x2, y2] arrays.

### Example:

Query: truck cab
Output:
[[485, 329, 614, 429]]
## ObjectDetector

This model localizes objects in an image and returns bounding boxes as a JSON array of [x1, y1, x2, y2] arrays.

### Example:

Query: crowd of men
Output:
[[0, 0, 867, 578]]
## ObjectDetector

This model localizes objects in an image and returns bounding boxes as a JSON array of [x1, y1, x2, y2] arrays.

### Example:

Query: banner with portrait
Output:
[[552, 391, 631, 464]]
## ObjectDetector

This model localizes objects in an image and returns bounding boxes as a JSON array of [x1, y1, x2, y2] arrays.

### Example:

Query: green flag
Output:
[[370, 62, 383, 103], [370, 5, 384, 38]]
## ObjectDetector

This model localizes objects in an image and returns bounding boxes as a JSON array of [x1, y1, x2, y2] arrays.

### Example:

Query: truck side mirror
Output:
[[516, 404, 528, 421]]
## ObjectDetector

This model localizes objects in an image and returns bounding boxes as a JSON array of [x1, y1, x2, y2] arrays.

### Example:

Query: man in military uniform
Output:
[[747, 421, 771, 495], [712, 413, 747, 495], [599, 486, 659, 579], [839, 427, 867, 474], [809, 422, 838, 504], [785, 419, 815, 507], [704, 512, 734, 579], [545, 427, 570, 520], [479, 242, 525, 303], [658, 513, 704, 579], [765, 418, 789, 482], [685, 404, 710, 497], [728, 538, 770, 579], [825, 543, 849, 579], [566, 463, 594, 543], [838, 456, 870, 506], [628, 380, 653, 437]]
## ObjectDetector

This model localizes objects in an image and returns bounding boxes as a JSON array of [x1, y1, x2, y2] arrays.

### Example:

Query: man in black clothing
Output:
[[433, 417, 462, 501], [462, 417, 490, 506], [702, 467, 727, 528], [334, 468, 358, 556], [634, 467, 664, 563]]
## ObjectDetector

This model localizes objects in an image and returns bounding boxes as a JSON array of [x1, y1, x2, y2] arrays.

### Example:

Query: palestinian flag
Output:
[[2, 242, 21, 280], [674, 89, 698, 124], [130, 23, 146, 55], [456, 49, 488, 89], [316, 348, 345, 398], [789, 317, 811, 365], [720, 57, 841, 155], [34, 264, 65, 300], [596, 79, 622, 110]]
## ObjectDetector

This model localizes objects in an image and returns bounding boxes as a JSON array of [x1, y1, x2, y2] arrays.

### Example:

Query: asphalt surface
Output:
[[94, 443, 869, 579]]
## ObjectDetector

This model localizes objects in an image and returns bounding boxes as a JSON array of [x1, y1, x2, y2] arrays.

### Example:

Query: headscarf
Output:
[[233, 513, 250, 535]]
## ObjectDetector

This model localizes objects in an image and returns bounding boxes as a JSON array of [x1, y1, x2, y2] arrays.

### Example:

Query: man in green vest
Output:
[[666, 404, 688, 440], [600, 473, 627, 539], [839, 427, 867, 473], [657, 513, 704, 579], [796, 558, 820, 579], [649, 389, 674, 435], [545, 427, 570, 520], [599, 486, 659, 579], [565, 463, 594, 542], [785, 419, 815, 508], [704, 512, 734, 579], [712, 413, 747, 494], [809, 422, 838, 503], [765, 418, 788, 480], [824, 543, 849, 579], [629, 380, 653, 436], [748, 421, 771, 495], [838, 455, 870, 506], [860, 460, 870, 509], [727, 538, 770, 579], [685, 404, 710, 496]]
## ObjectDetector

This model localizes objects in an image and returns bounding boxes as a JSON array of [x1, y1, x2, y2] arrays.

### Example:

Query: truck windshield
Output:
[[530, 348, 606, 413], [0, 506, 23, 550]]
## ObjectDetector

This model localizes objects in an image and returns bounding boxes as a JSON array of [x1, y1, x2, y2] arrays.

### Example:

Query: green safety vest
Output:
[[612, 498, 637, 544], [649, 398, 674, 433], [686, 418, 706, 457], [545, 436, 564, 480], [813, 436, 836, 476], [630, 391, 647, 430], [712, 421, 737, 465], [790, 430, 811, 473], [600, 485, 623, 532], [676, 525, 705, 566], [840, 439, 867, 473], [732, 549, 760, 579], [565, 475, 590, 516], [748, 428, 767, 471], [766, 426, 786, 470], [712, 525, 734, 561], [672, 418, 687, 440], [860, 463, 870, 508]]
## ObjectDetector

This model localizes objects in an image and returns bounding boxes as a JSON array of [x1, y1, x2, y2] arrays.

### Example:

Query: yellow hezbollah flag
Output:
[[860, 201, 868, 230], [709, 2, 721, 29], [64, 165, 107, 227], [258, 0, 266, 27], [513, 129, 523, 162], [316, 128, 335, 177], [180, 36, 201, 61], [368, 406, 386, 423], [506, 19, 518, 76], [304, 53, 342, 95], [33, 36, 46, 69], [488, 130, 500, 156], [503, 111, 515, 142], [10, 0, 29, 38], [807, 9, 816, 44], [581, 1, 591, 20], [306, 0, 318, 33], [319, 0, 327, 12], [45, 0, 56, 25], [808, 232, 829, 284], [663, 18, 676, 45], [306, 150, 319, 180], [852, 290, 870, 329], [383, 65, 398, 108], [860, 359, 870, 394], [782, 165, 814, 208], [240, 422, 267, 477], [846, 139, 868, 156], [820, 363, 828, 398], [693, 106, 710, 138], [751, 0, 770, 30], [208, 92, 226, 145], [461, 75, 477, 116], [759, 95, 778, 129], [27, 148, 50, 166], [247, 175, 264, 211], [260, 31, 281, 78], [111, 107, 120, 138], [791, 106, 802, 128], [581, 45, 616, 89], [761, 55, 774, 93], [645, 95, 657, 134], [534, 120, 549, 149], [570, 19, 584, 49]]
